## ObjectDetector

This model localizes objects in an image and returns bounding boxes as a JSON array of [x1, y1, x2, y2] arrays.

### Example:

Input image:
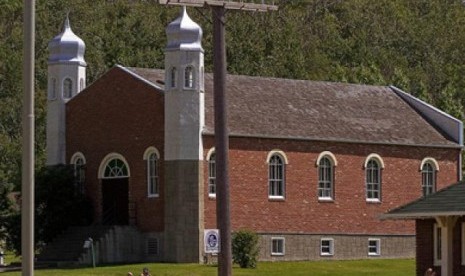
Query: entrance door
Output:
[[102, 178, 129, 225]]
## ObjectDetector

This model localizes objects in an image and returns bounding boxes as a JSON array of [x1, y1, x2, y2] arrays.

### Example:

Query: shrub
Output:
[[232, 229, 259, 268], [5, 165, 93, 254]]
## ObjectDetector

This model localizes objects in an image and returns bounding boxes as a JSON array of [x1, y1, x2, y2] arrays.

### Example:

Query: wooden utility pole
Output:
[[159, 1, 277, 275]]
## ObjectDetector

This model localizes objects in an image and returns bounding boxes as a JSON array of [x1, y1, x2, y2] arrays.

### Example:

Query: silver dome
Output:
[[166, 7, 203, 52], [48, 16, 86, 65]]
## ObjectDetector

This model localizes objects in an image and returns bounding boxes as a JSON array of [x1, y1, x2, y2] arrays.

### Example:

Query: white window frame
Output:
[[63, 77, 73, 99], [79, 78, 85, 91], [421, 161, 437, 196], [320, 238, 334, 256], [184, 66, 194, 89], [147, 153, 159, 197], [364, 154, 384, 203], [271, 237, 285, 256], [144, 147, 160, 198], [317, 154, 335, 201], [267, 152, 286, 199], [170, 67, 177, 88], [434, 223, 442, 266], [70, 152, 86, 194], [207, 149, 216, 198], [103, 159, 129, 179], [98, 153, 131, 179], [368, 238, 381, 256]]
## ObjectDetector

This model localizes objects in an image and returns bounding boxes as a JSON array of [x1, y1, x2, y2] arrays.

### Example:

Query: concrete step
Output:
[[37, 226, 112, 263]]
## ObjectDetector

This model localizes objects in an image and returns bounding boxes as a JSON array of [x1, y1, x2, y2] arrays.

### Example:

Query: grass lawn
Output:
[[1, 259, 414, 276]]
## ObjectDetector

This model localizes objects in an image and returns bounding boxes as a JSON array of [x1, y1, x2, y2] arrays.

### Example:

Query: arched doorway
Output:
[[99, 155, 130, 225]]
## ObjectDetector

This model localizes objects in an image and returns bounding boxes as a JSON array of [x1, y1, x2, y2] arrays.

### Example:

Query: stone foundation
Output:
[[258, 233, 415, 261]]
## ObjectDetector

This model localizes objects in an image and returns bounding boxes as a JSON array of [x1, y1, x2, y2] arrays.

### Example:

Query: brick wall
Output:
[[67, 67, 165, 232], [203, 135, 459, 235]]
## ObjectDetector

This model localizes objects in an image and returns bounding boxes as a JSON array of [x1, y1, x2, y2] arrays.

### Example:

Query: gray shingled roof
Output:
[[382, 181, 465, 219], [128, 67, 458, 147]]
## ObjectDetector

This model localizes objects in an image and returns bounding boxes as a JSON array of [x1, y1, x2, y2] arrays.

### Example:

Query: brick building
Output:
[[44, 9, 462, 263]]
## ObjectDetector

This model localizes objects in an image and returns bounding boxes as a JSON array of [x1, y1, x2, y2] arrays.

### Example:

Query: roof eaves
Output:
[[201, 131, 462, 149], [380, 211, 465, 220], [382, 181, 465, 220], [115, 65, 164, 92]]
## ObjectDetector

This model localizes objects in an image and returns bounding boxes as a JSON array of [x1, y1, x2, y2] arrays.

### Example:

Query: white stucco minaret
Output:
[[46, 16, 86, 165], [163, 6, 205, 263], [164, 6, 205, 160]]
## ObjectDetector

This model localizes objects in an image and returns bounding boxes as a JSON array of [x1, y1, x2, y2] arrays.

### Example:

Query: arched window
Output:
[[268, 153, 286, 199], [144, 147, 160, 197], [318, 156, 334, 200], [79, 78, 84, 91], [366, 159, 381, 201], [49, 78, 57, 100], [170, 67, 177, 88], [208, 151, 216, 197], [184, 66, 194, 88], [147, 152, 159, 196], [63, 78, 73, 99], [103, 158, 129, 178], [71, 152, 86, 194], [422, 162, 436, 196]]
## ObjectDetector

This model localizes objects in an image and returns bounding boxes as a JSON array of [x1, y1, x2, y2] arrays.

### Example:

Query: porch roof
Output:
[[381, 181, 465, 219]]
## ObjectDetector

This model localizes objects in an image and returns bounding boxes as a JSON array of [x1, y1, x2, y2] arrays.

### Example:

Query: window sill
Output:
[[268, 196, 285, 201], [366, 199, 381, 204], [368, 253, 380, 256], [148, 194, 159, 199], [208, 194, 216, 200], [320, 253, 333, 257], [318, 197, 334, 203], [271, 253, 284, 256]]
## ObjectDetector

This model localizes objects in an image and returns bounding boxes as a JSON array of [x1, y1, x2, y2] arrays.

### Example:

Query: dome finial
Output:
[[64, 10, 71, 30]]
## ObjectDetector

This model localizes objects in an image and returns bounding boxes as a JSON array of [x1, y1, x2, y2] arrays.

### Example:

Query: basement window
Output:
[[368, 238, 381, 256], [271, 237, 285, 256], [320, 238, 334, 256]]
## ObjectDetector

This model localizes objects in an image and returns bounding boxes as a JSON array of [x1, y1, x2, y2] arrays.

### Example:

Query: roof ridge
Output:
[[127, 66, 389, 88]]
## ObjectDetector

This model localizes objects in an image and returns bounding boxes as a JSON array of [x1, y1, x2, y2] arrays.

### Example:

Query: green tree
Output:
[[5, 165, 93, 254], [0, 183, 13, 243]]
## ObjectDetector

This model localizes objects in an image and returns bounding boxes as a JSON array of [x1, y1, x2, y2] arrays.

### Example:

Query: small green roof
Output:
[[382, 181, 465, 219]]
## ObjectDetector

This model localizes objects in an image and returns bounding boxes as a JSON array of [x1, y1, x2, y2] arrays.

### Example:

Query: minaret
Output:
[[164, 7, 205, 263], [46, 16, 86, 165]]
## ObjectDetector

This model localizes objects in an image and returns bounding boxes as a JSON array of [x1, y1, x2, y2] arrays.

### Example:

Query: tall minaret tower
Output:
[[46, 16, 86, 165], [164, 7, 205, 263]]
